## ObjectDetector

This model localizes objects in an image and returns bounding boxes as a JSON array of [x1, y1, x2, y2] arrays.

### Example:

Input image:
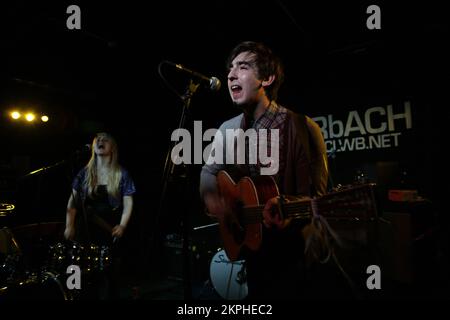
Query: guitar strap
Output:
[[295, 113, 311, 163], [294, 113, 315, 195]]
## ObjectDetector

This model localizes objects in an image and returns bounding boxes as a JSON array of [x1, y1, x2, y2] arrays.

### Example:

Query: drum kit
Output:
[[0, 150, 117, 300], [0, 213, 112, 300], [2, 204, 247, 300]]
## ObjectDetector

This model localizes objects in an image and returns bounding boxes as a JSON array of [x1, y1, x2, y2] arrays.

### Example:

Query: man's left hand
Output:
[[262, 197, 291, 230]]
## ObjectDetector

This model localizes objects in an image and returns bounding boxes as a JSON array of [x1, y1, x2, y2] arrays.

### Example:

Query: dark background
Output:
[[1, 1, 449, 298]]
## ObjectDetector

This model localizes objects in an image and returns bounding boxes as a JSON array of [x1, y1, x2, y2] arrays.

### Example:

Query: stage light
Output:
[[25, 113, 35, 122], [8, 108, 49, 125], [11, 111, 21, 119]]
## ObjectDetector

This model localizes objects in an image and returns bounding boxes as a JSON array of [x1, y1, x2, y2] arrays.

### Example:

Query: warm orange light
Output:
[[11, 111, 21, 119], [41, 115, 49, 122]]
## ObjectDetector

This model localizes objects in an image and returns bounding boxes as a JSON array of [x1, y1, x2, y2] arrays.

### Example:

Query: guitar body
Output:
[[217, 171, 279, 261]]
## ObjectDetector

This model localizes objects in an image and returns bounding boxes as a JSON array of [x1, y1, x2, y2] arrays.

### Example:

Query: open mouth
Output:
[[98, 144, 105, 149], [231, 84, 242, 94]]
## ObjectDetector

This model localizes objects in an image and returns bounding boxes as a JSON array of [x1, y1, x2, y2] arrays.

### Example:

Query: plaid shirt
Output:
[[241, 101, 287, 178], [200, 101, 301, 196]]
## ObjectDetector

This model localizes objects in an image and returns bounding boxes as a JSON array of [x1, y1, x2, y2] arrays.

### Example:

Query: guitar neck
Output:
[[242, 200, 312, 224], [241, 184, 377, 224]]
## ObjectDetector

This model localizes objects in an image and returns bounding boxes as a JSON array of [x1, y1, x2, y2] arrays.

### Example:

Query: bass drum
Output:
[[0, 271, 70, 301], [209, 249, 248, 300]]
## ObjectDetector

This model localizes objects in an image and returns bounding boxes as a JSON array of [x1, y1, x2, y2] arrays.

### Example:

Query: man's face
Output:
[[227, 51, 265, 108]]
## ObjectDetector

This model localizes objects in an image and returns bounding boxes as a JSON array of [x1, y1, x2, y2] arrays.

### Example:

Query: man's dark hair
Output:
[[226, 41, 285, 101]]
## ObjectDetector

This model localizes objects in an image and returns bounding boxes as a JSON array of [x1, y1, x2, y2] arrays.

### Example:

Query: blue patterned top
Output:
[[72, 167, 136, 210]]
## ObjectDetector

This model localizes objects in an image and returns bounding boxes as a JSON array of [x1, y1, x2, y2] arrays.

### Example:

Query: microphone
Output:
[[164, 60, 221, 91], [74, 144, 91, 156]]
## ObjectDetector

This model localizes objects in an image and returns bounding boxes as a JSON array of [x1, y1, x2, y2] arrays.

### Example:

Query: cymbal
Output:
[[0, 203, 15, 216]]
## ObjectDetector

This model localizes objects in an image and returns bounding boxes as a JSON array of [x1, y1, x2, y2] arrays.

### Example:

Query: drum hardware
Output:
[[192, 223, 219, 231], [47, 241, 112, 275], [0, 227, 21, 256], [0, 271, 71, 301]]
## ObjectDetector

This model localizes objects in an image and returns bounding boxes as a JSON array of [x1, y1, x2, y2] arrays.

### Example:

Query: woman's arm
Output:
[[64, 189, 78, 240], [112, 195, 133, 238]]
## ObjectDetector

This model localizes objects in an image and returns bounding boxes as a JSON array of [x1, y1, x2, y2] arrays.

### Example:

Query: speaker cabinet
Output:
[[379, 202, 436, 285]]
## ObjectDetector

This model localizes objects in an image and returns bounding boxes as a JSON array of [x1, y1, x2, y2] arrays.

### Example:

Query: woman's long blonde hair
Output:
[[83, 132, 122, 199]]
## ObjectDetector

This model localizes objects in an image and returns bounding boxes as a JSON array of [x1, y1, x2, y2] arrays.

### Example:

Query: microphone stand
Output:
[[20, 151, 91, 246], [158, 80, 200, 300], [21, 147, 89, 179], [22, 160, 67, 178], [21, 159, 69, 227]]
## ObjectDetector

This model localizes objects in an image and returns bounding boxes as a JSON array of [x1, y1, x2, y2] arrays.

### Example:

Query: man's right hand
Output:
[[204, 192, 229, 220]]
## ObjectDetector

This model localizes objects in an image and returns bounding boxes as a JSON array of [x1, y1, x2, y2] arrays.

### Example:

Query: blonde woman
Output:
[[63, 132, 136, 299], [64, 132, 136, 245]]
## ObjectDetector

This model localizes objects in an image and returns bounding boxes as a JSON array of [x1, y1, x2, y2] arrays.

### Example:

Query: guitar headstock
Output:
[[316, 183, 378, 220]]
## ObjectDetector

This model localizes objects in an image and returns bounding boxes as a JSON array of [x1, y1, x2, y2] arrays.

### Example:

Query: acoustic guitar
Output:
[[215, 170, 377, 261]]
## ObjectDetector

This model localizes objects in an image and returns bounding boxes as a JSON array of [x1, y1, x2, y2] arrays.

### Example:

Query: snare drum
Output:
[[209, 249, 248, 300]]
